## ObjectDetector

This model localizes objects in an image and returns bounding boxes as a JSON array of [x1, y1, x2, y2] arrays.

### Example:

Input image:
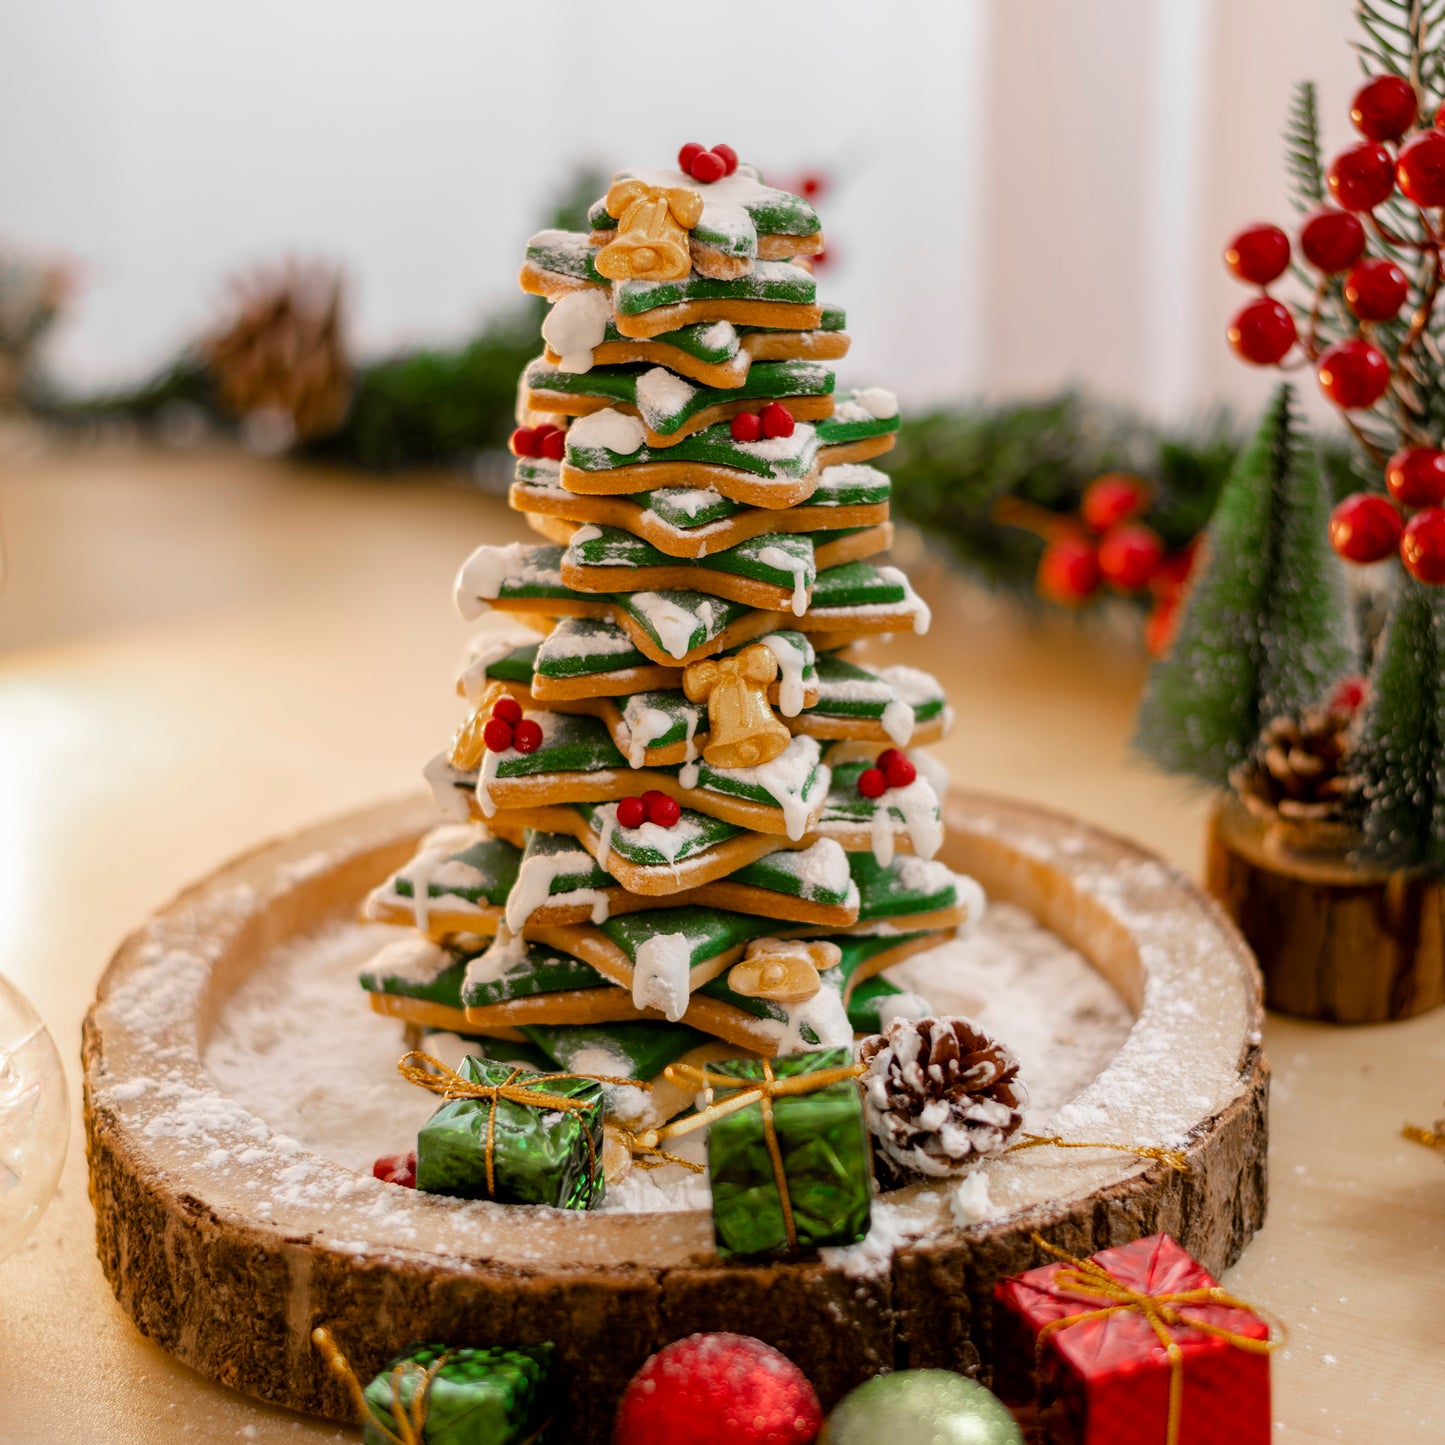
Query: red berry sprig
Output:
[[617, 790, 681, 829], [511, 422, 566, 461], [1329, 443, 1445, 583], [373, 1150, 417, 1188], [480, 695, 543, 754], [857, 749, 917, 798], [678, 143, 738, 183], [730, 402, 794, 442]]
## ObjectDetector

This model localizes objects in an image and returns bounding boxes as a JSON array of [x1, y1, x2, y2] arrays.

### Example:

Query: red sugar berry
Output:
[[482, 717, 514, 752], [1227, 297, 1297, 365], [647, 793, 681, 827], [1352, 74, 1418, 141], [617, 796, 647, 829], [1098, 522, 1166, 592], [1401, 506, 1445, 583], [1387, 447, 1445, 508], [1329, 492, 1404, 564], [875, 748, 902, 774], [883, 753, 917, 789], [1318, 337, 1390, 409], [1299, 208, 1366, 273], [640, 788, 665, 808], [799, 173, 826, 199], [1344, 258, 1409, 321], [1081, 472, 1151, 533], [1327, 141, 1397, 211], [711, 143, 738, 176], [491, 695, 523, 724], [372, 1151, 416, 1188], [857, 767, 887, 800], [759, 401, 795, 439], [730, 411, 763, 442], [1329, 675, 1370, 714], [1397, 128, 1445, 207], [1144, 599, 1181, 659], [678, 142, 705, 173], [1149, 543, 1199, 601], [511, 718, 543, 754], [510, 426, 539, 457], [1037, 534, 1102, 605], [539, 428, 566, 461], [691, 149, 726, 184], [1223, 224, 1291, 285], [532, 422, 558, 441], [614, 1333, 823, 1445]]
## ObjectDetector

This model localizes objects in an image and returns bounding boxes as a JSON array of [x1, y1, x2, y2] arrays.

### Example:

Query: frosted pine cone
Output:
[[1232, 704, 1356, 825], [858, 1016, 1028, 1179]]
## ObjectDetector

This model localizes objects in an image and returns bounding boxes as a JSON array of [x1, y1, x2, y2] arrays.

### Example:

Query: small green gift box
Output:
[[360, 1341, 554, 1445], [410, 1054, 605, 1210], [692, 1047, 873, 1258]]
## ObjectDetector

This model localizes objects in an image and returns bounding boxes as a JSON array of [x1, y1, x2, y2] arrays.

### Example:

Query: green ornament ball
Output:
[[820, 1370, 1023, 1445]]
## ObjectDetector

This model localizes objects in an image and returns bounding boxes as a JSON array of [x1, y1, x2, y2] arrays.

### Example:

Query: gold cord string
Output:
[[312, 1326, 446, 1445], [1403, 1120, 1445, 1153], [1006, 1133, 1190, 1173], [616, 1127, 705, 1174], [398, 1051, 648, 1198], [1025, 1234, 1279, 1445]]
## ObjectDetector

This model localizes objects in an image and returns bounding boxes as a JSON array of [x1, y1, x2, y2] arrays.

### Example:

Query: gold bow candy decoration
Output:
[[595, 179, 704, 282], [727, 937, 842, 1003], [683, 643, 791, 768]]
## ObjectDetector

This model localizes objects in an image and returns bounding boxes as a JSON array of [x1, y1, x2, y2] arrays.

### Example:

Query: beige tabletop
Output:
[[0, 444, 1440, 1442]]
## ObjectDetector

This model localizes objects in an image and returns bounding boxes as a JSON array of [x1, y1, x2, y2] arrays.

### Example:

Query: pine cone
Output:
[[204, 261, 351, 443], [1232, 704, 1356, 824], [858, 1016, 1028, 1180]]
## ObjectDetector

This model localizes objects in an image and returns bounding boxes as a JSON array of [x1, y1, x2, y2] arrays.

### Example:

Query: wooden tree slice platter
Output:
[[83, 792, 1267, 1444]]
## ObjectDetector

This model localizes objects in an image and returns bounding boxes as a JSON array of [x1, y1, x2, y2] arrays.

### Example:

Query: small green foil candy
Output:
[[706, 1047, 872, 1258], [361, 1341, 553, 1445], [415, 1056, 604, 1210]]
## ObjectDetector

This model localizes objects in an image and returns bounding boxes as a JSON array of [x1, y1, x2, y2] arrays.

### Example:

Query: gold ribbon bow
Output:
[[398, 1051, 647, 1198], [312, 1326, 447, 1445], [1027, 1233, 1278, 1445], [643, 1057, 865, 1249]]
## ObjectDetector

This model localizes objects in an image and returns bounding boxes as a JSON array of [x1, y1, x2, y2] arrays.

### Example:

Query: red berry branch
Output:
[[1224, 70, 1445, 585]]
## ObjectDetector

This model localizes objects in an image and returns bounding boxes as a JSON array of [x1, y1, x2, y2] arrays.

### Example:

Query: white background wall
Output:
[[1, 0, 1362, 422]]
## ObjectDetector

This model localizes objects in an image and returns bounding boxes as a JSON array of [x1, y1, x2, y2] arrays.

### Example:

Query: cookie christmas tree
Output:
[[356, 145, 980, 1206]]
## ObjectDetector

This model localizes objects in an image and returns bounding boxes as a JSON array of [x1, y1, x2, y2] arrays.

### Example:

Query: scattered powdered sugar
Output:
[[635, 367, 697, 429]]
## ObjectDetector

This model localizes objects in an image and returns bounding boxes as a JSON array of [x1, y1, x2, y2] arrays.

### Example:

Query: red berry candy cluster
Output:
[[729, 402, 795, 442], [856, 748, 917, 799], [1331, 445, 1445, 583], [373, 1150, 416, 1188], [511, 422, 566, 461], [616, 789, 682, 829], [678, 142, 738, 184], [481, 694, 543, 754]]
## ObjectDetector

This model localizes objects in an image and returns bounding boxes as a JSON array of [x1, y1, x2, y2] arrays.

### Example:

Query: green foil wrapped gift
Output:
[[404, 1052, 606, 1210], [675, 1047, 873, 1258]]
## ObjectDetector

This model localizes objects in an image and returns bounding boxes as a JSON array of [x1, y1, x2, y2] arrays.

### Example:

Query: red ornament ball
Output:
[[1299, 208, 1366, 272], [647, 793, 682, 827], [857, 767, 887, 800], [882, 753, 917, 789], [1396, 128, 1445, 207], [730, 411, 763, 442], [1351, 74, 1418, 141], [372, 1151, 416, 1188], [491, 695, 522, 725], [1386, 447, 1445, 508], [1223, 224, 1290, 285], [1227, 296, 1296, 365], [1318, 338, 1390, 409], [614, 1333, 823, 1445], [1344, 258, 1409, 320], [678, 142, 705, 173], [510, 426, 539, 458], [1098, 522, 1165, 592], [511, 718, 543, 754], [1329, 492, 1404, 564], [712, 143, 739, 176], [482, 717, 514, 752], [1037, 534, 1101, 605], [1328, 141, 1397, 211], [760, 401, 796, 439], [1081, 472, 1151, 533], [1401, 506, 1445, 583], [616, 796, 647, 829], [691, 149, 727, 184]]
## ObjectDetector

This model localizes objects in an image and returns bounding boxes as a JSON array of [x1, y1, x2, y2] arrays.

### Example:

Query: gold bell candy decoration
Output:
[[727, 938, 842, 1003], [595, 179, 704, 282], [684, 644, 792, 768]]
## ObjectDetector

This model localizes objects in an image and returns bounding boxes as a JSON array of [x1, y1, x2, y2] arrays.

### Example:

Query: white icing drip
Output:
[[880, 698, 915, 746], [457, 619, 545, 702], [683, 708, 700, 760], [631, 592, 711, 659], [678, 760, 700, 789], [626, 706, 675, 769], [423, 753, 472, 822], [756, 543, 811, 615], [779, 984, 853, 1053], [882, 775, 945, 861], [568, 408, 646, 455], [594, 804, 619, 868], [759, 633, 809, 716], [462, 927, 528, 994], [474, 747, 503, 819], [875, 565, 932, 634], [541, 289, 612, 373], [870, 804, 896, 867], [361, 937, 451, 988], [506, 848, 596, 933], [454, 543, 561, 621], [631, 932, 691, 1022], [854, 386, 899, 419], [391, 839, 486, 932], [705, 735, 824, 841], [635, 367, 697, 430]]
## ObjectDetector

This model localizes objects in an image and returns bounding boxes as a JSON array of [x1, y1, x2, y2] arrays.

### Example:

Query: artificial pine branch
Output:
[[1283, 81, 1325, 211]]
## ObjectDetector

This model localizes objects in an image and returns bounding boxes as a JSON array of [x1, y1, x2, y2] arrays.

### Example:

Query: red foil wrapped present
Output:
[[993, 1233, 1273, 1445]]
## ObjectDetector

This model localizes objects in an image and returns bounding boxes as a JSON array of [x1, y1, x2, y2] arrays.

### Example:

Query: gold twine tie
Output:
[[312, 1325, 445, 1445], [1025, 1233, 1278, 1445], [1006, 1133, 1190, 1173], [1404, 1119, 1445, 1153]]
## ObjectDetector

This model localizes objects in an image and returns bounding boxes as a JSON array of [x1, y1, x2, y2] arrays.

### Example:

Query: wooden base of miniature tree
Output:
[[1207, 794, 1445, 1023]]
